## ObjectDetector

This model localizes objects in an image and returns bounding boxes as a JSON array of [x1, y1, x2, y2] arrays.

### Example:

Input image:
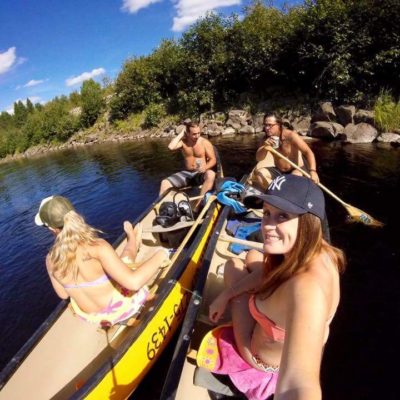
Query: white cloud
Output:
[[16, 79, 47, 90], [172, 0, 241, 31], [0, 47, 17, 75], [25, 79, 45, 88], [65, 67, 106, 87], [121, 0, 162, 13]]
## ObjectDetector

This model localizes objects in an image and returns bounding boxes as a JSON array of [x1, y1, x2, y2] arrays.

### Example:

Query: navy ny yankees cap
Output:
[[245, 175, 325, 220]]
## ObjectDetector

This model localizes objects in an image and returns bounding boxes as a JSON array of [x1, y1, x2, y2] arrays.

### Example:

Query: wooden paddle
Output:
[[219, 233, 263, 251], [265, 146, 383, 227]]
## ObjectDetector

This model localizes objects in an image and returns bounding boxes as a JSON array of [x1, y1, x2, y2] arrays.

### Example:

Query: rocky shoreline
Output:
[[2, 101, 399, 165]]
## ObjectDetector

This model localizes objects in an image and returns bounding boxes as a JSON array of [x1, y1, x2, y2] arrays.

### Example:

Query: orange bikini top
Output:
[[249, 295, 285, 343]]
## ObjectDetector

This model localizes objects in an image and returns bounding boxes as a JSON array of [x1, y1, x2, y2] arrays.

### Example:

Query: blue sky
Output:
[[0, 0, 301, 113]]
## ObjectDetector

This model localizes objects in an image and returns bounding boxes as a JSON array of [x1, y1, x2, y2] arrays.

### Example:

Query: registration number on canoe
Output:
[[147, 291, 190, 360]]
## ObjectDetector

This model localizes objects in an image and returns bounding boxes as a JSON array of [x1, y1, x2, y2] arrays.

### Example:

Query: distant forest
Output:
[[1, 0, 399, 158]]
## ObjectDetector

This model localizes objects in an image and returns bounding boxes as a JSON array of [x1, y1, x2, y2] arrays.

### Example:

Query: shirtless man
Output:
[[251, 115, 320, 190], [159, 122, 217, 210]]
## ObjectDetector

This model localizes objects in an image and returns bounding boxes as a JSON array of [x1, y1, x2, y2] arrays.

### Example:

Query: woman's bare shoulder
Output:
[[246, 249, 264, 263], [84, 238, 112, 256], [287, 252, 338, 302]]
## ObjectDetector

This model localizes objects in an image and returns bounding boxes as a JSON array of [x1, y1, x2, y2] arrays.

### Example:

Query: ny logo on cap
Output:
[[268, 176, 286, 191]]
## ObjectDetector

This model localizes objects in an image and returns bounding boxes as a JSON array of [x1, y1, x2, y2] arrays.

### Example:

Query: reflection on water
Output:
[[0, 136, 399, 399]]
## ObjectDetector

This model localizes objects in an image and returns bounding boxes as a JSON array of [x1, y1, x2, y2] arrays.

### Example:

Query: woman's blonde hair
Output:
[[259, 213, 346, 298], [49, 210, 101, 280]]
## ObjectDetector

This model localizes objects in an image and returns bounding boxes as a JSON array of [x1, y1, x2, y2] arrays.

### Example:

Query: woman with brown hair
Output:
[[206, 175, 345, 399]]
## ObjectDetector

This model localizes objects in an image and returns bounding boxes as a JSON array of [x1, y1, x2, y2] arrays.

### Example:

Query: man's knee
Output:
[[160, 179, 172, 193], [204, 169, 216, 183]]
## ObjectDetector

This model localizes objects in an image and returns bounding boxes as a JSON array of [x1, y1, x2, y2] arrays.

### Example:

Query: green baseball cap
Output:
[[35, 195, 74, 228]]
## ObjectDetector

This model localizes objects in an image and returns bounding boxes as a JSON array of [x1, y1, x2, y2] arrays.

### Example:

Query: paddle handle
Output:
[[219, 234, 264, 251], [266, 146, 349, 207]]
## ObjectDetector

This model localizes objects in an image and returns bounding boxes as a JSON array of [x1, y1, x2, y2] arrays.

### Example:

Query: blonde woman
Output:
[[205, 175, 345, 400], [35, 195, 169, 326]]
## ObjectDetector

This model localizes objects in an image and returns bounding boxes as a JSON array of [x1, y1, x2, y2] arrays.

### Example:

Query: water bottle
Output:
[[270, 136, 280, 149], [195, 158, 202, 170]]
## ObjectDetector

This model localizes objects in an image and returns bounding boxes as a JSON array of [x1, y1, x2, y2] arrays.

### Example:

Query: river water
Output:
[[0, 135, 399, 399]]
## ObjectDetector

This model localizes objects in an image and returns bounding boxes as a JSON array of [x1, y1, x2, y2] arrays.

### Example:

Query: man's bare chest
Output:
[[182, 142, 205, 157]]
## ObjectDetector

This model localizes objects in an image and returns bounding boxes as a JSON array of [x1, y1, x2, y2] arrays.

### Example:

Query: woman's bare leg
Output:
[[120, 221, 142, 261]]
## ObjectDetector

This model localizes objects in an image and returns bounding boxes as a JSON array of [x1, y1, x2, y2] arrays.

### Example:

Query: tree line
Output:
[[1, 0, 399, 158]]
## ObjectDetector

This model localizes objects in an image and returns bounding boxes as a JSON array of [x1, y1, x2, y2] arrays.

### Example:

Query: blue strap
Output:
[[217, 191, 247, 214], [219, 181, 245, 193]]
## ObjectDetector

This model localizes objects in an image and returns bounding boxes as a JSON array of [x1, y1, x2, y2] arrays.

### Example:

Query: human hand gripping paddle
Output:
[[265, 145, 383, 227]]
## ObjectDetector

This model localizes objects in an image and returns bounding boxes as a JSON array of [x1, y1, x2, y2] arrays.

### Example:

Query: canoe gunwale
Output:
[[159, 205, 231, 400]]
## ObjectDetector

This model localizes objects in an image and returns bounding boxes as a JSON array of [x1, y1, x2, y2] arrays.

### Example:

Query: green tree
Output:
[[69, 91, 81, 107], [149, 39, 184, 113], [109, 56, 161, 121], [13, 101, 28, 127], [80, 79, 104, 127], [26, 98, 35, 114]]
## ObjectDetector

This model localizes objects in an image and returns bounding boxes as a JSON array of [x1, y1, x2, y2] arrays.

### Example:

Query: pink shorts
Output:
[[197, 325, 278, 400]]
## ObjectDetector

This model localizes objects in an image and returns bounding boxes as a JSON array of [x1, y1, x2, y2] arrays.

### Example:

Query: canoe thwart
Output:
[[219, 234, 263, 251], [144, 219, 204, 233]]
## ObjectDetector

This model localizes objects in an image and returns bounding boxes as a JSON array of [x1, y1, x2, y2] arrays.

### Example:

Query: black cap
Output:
[[244, 175, 325, 220]]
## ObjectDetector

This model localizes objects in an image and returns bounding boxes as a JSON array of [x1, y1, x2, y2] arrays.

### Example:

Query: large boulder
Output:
[[311, 102, 336, 123], [226, 119, 242, 130], [335, 105, 355, 126], [354, 109, 375, 125], [376, 132, 400, 143], [310, 121, 343, 139], [343, 123, 378, 143], [205, 122, 224, 137], [292, 116, 311, 136], [228, 109, 252, 126], [222, 127, 236, 136], [239, 125, 255, 134]]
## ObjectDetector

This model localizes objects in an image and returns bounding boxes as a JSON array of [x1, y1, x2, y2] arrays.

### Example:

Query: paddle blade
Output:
[[344, 204, 384, 227]]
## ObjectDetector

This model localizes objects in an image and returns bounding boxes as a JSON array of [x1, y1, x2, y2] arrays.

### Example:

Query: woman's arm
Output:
[[46, 255, 69, 299], [275, 274, 329, 400], [209, 250, 264, 322], [94, 240, 167, 291]]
